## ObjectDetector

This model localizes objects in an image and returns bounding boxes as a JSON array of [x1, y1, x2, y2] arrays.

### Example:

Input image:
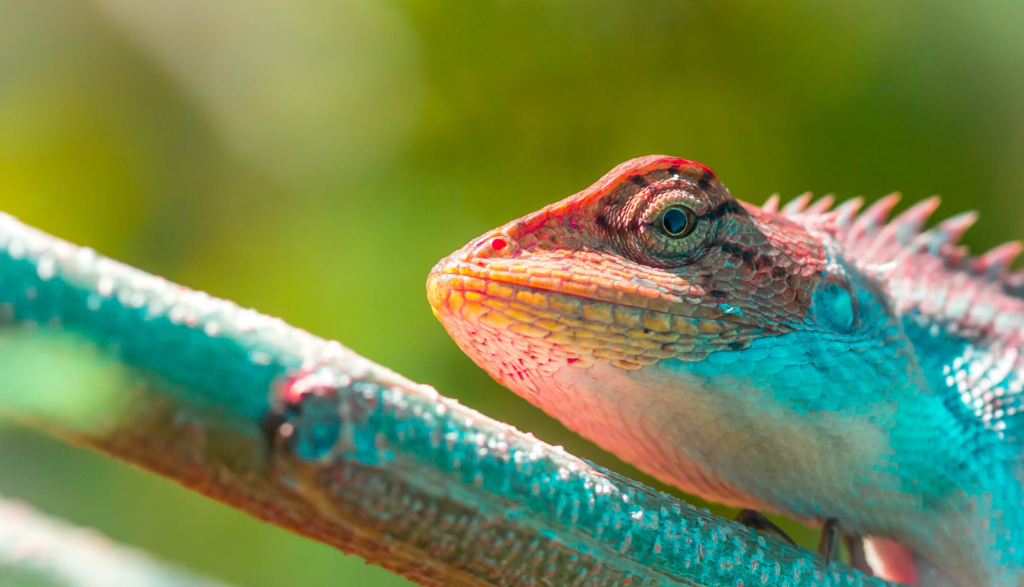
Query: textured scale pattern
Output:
[[428, 156, 1024, 587]]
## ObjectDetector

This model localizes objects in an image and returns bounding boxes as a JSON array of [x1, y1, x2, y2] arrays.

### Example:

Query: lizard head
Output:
[[427, 156, 916, 512], [427, 156, 896, 397]]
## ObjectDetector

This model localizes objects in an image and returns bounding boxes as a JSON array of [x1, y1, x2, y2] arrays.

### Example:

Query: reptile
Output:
[[426, 156, 1024, 587]]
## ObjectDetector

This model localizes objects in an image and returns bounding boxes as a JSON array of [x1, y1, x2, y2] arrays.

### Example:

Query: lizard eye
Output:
[[657, 206, 697, 238], [632, 195, 713, 265]]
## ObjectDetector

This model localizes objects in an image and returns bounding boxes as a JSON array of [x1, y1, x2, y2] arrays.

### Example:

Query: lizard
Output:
[[426, 155, 1024, 587]]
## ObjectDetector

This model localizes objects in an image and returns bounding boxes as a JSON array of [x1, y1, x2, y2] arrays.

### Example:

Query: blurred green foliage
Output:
[[0, 1, 1022, 585]]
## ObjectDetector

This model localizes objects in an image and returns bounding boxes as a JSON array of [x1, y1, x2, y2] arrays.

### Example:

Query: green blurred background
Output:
[[0, 1, 1022, 585]]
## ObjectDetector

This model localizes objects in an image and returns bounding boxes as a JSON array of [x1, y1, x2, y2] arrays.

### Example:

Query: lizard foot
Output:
[[735, 509, 797, 546], [817, 519, 873, 575]]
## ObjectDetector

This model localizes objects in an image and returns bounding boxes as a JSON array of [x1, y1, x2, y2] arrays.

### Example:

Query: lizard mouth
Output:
[[427, 254, 747, 371], [428, 251, 738, 325]]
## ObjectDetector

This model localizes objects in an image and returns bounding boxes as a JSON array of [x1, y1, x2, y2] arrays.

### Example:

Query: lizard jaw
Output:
[[428, 261, 781, 511]]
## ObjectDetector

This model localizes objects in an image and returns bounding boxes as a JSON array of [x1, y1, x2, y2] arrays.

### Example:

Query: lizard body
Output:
[[427, 156, 1024, 587]]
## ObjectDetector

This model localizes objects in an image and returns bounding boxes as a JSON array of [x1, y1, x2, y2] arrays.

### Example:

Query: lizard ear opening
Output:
[[810, 279, 857, 333]]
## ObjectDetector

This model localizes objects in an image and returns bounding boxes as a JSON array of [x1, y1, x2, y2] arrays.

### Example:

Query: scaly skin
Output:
[[427, 156, 1024, 587]]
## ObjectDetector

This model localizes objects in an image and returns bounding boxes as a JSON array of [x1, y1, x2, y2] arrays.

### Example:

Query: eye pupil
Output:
[[659, 207, 693, 237]]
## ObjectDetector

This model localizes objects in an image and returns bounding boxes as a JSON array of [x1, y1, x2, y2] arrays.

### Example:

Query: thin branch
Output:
[[0, 494, 233, 586], [0, 213, 899, 586]]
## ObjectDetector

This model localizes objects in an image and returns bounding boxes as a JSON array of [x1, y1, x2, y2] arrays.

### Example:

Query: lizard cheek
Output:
[[810, 280, 856, 334]]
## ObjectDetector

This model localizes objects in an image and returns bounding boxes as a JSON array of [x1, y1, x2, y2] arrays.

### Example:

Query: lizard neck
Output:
[[525, 324, 1024, 587]]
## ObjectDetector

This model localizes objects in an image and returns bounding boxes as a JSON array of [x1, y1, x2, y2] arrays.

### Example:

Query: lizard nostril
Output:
[[471, 233, 517, 259]]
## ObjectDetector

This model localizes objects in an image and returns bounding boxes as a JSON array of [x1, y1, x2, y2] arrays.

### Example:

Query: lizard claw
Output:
[[818, 518, 840, 565], [736, 509, 797, 546], [817, 520, 874, 575]]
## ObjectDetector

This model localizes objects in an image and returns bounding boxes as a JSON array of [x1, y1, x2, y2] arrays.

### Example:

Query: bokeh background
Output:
[[1, 1, 1023, 585]]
